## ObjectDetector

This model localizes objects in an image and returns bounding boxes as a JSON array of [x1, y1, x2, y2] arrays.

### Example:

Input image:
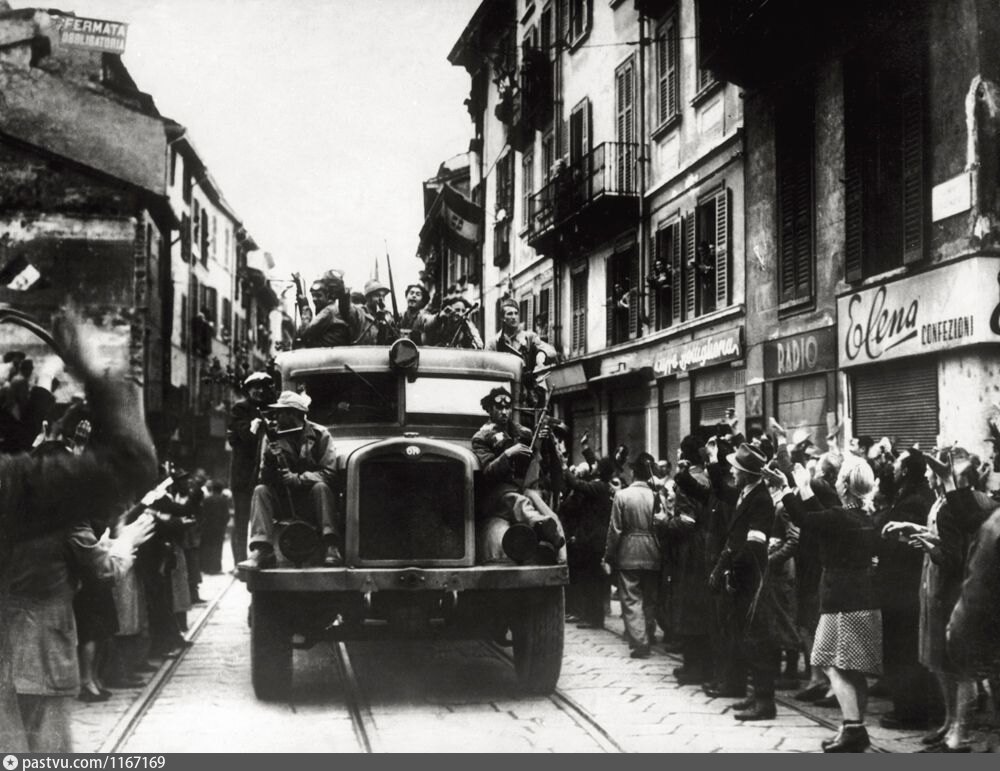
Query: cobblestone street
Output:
[[68, 553, 961, 754]]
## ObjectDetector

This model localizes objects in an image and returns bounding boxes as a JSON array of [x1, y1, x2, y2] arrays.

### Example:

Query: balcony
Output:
[[526, 141, 641, 253]]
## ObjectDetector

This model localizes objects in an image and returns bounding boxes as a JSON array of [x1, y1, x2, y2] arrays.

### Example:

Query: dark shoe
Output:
[[814, 694, 839, 708], [734, 699, 777, 721], [880, 712, 929, 731], [921, 726, 949, 745], [191, 595, 206, 604], [824, 725, 870, 753], [731, 696, 757, 711], [501, 524, 537, 563], [534, 518, 565, 549], [675, 670, 705, 686], [238, 548, 275, 571], [774, 677, 800, 691], [630, 646, 651, 659], [533, 541, 559, 565], [323, 545, 344, 567], [78, 686, 111, 703], [794, 682, 829, 702]]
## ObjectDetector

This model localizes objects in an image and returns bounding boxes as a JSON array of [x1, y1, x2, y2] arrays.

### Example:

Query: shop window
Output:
[[844, 32, 926, 281], [775, 375, 827, 452], [606, 244, 639, 346], [659, 401, 680, 463], [655, 10, 680, 129], [693, 394, 733, 445], [651, 217, 682, 330], [570, 268, 588, 355], [685, 187, 730, 319], [777, 86, 815, 308]]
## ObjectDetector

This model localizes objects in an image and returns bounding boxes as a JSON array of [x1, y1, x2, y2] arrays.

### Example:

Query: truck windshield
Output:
[[297, 372, 398, 425], [405, 377, 510, 428]]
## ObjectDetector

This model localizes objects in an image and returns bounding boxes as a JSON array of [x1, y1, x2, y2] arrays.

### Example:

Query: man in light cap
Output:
[[226, 371, 274, 565], [354, 278, 399, 345], [294, 269, 363, 349], [240, 390, 342, 569]]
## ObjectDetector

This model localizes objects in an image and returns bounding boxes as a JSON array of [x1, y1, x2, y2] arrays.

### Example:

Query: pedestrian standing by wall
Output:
[[603, 452, 662, 659]]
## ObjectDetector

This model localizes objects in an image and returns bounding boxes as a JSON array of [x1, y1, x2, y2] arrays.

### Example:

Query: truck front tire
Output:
[[250, 592, 292, 700], [511, 587, 564, 695]]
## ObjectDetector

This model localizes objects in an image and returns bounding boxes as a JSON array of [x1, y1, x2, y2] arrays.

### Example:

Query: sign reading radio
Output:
[[653, 329, 742, 377], [763, 327, 837, 380], [836, 256, 1000, 367], [51, 14, 128, 54]]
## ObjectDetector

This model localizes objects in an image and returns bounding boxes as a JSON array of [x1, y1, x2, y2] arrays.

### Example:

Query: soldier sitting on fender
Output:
[[239, 391, 343, 569], [471, 386, 565, 564]]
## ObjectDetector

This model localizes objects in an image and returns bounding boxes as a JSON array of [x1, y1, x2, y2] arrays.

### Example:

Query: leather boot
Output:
[[824, 724, 870, 753], [731, 695, 757, 711], [734, 698, 776, 721]]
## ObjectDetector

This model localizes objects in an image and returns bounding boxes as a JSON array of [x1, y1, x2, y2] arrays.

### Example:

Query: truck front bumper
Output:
[[240, 563, 569, 592]]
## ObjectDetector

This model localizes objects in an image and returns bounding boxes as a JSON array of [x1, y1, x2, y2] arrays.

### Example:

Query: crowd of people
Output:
[[0, 306, 237, 751], [557, 416, 1000, 752]]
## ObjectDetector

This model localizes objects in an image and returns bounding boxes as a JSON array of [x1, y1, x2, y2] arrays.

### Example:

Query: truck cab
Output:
[[238, 341, 567, 699]]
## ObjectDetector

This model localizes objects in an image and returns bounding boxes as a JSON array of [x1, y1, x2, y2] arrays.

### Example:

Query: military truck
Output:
[[237, 340, 568, 699]]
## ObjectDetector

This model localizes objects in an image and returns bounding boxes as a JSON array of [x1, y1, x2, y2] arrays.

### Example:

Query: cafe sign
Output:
[[764, 326, 837, 380], [51, 14, 128, 55], [837, 256, 1000, 367], [653, 329, 742, 377]]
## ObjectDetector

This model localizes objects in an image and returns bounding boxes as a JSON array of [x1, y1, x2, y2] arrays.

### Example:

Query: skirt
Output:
[[811, 609, 883, 676]]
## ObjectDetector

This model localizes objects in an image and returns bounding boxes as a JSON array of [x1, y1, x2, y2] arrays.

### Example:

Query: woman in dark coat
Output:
[[769, 459, 882, 753]]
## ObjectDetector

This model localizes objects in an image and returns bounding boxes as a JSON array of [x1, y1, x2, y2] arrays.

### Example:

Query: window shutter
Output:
[[615, 58, 635, 191], [559, 0, 570, 45], [657, 17, 678, 124], [844, 73, 864, 283], [901, 85, 925, 265], [666, 17, 678, 120], [606, 257, 615, 346], [581, 99, 591, 159], [684, 214, 696, 320], [627, 249, 640, 338], [671, 221, 682, 325], [715, 188, 730, 308]]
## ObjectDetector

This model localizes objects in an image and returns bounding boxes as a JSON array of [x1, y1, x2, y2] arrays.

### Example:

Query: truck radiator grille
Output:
[[357, 455, 466, 562]]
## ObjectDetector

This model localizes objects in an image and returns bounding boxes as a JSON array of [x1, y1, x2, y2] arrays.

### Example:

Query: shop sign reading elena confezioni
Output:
[[837, 256, 1000, 366]]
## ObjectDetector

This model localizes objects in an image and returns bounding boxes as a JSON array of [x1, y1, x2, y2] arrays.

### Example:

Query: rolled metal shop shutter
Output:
[[852, 360, 938, 450]]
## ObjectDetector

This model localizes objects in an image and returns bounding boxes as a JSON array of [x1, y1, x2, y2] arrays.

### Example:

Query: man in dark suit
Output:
[[708, 443, 779, 720]]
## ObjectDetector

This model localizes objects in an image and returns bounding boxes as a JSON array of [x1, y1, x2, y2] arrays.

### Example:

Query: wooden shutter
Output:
[[714, 188, 730, 308], [901, 84, 925, 265], [615, 58, 635, 191], [627, 248, 640, 338], [558, 0, 570, 44], [671, 220, 682, 325], [844, 64, 864, 283], [777, 103, 815, 305], [657, 16, 678, 124], [684, 214, 696, 320], [606, 256, 615, 346], [571, 270, 587, 354]]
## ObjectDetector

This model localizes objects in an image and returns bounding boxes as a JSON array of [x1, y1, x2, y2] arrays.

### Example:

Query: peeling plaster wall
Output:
[[938, 349, 1000, 474]]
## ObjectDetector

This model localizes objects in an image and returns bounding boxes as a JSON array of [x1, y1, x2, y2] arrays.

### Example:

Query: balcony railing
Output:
[[527, 142, 640, 242]]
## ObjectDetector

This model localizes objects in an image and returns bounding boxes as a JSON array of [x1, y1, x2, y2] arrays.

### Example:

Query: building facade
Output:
[[450, 0, 747, 463], [703, 0, 1000, 464]]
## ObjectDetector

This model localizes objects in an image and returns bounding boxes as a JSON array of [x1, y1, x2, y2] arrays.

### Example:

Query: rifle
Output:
[[448, 302, 481, 348], [291, 272, 312, 325], [383, 241, 400, 323], [261, 417, 301, 521]]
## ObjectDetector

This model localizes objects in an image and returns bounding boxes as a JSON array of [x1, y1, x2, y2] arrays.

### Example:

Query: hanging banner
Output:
[[51, 14, 129, 55], [837, 256, 1000, 367]]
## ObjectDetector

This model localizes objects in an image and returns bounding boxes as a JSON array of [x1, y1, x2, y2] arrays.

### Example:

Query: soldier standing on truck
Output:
[[354, 279, 400, 345], [238, 391, 343, 570], [472, 387, 565, 564], [486, 298, 557, 407], [293, 269, 363, 349], [421, 293, 484, 349], [398, 283, 432, 341], [227, 371, 274, 566]]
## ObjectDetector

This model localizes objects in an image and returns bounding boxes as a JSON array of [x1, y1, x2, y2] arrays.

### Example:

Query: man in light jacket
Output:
[[604, 452, 662, 659]]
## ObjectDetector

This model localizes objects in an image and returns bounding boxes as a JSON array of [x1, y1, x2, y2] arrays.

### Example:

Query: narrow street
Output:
[[68, 556, 936, 754]]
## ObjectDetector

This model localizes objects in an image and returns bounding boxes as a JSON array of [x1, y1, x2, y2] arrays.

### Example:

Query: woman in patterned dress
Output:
[[765, 459, 882, 753]]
